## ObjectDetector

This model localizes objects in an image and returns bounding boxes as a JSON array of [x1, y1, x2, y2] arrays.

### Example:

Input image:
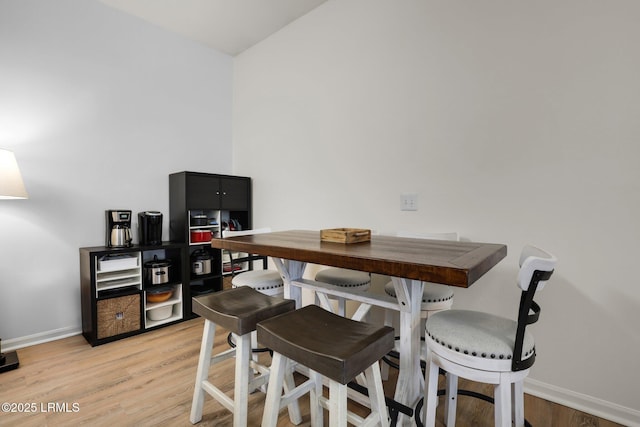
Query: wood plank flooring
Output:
[[0, 317, 622, 427]]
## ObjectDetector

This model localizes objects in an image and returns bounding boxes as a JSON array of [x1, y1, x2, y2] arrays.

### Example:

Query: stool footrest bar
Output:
[[278, 377, 317, 410], [201, 380, 234, 412], [210, 347, 235, 365], [317, 390, 383, 427]]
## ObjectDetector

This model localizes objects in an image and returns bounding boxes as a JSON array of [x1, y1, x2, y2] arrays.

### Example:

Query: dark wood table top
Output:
[[211, 230, 507, 288]]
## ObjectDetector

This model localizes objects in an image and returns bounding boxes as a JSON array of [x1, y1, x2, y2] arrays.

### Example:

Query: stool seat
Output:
[[315, 268, 371, 289], [231, 269, 283, 293], [315, 268, 371, 317], [425, 310, 536, 370], [384, 281, 454, 305], [258, 304, 394, 385], [192, 286, 294, 338]]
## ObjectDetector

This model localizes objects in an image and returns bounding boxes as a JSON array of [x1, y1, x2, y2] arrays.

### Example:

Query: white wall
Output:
[[0, 0, 232, 344], [233, 0, 640, 423]]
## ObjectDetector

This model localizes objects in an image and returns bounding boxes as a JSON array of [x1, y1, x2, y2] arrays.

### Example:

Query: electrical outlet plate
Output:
[[400, 193, 418, 211]]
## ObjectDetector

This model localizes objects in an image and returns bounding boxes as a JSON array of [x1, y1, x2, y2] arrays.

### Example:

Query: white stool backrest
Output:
[[222, 227, 272, 238], [518, 245, 557, 291], [396, 231, 459, 241]]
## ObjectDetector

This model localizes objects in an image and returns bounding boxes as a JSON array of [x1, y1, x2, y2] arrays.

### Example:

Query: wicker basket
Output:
[[97, 294, 141, 339]]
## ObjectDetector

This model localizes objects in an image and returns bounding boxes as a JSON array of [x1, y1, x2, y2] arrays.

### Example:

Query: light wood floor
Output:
[[0, 317, 622, 427]]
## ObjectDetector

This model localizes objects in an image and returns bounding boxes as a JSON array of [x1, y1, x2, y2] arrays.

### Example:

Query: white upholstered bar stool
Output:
[[222, 228, 283, 370], [423, 245, 557, 427], [381, 231, 458, 379], [314, 268, 371, 316], [190, 287, 300, 426], [258, 305, 394, 427], [223, 228, 284, 296]]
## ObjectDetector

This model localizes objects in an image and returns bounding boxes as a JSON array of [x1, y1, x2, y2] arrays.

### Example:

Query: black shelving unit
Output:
[[169, 171, 252, 314], [79, 242, 186, 346]]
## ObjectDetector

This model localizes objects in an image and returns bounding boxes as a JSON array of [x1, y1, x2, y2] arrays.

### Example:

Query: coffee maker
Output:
[[138, 211, 163, 246], [106, 210, 133, 248]]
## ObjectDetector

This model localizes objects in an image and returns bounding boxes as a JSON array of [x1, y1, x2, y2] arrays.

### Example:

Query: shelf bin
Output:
[[96, 294, 141, 339]]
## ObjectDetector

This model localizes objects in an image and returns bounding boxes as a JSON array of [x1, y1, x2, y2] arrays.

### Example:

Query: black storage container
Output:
[[139, 211, 163, 245]]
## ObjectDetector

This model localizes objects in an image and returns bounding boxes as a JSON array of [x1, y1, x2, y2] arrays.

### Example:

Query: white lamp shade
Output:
[[0, 149, 28, 199]]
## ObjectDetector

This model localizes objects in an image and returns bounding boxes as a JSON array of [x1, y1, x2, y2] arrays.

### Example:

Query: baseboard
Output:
[[2, 326, 82, 352], [525, 377, 640, 427]]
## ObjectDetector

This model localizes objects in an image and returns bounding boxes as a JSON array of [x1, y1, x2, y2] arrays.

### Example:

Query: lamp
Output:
[[0, 149, 28, 199], [0, 148, 27, 373]]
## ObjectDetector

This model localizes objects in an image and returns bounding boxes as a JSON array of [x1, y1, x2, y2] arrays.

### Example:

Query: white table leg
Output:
[[272, 258, 306, 308], [392, 277, 424, 426]]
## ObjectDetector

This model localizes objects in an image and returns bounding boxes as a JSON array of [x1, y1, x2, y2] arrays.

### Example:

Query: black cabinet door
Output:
[[220, 177, 249, 210], [185, 174, 221, 209]]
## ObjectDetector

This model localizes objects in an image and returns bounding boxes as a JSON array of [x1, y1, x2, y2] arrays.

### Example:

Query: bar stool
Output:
[[423, 245, 557, 427], [314, 268, 371, 316], [231, 269, 283, 296], [223, 228, 284, 360], [258, 304, 394, 427], [190, 286, 300, 426], [223, 228, 284, 296]]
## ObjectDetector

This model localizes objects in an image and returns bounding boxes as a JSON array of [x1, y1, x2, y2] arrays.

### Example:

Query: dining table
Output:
[[211, 229, 507, 426]]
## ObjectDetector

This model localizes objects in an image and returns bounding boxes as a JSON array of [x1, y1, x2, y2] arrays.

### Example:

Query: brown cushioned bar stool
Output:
[[190, 286, 300, 426], [258, 305, 395, 427]]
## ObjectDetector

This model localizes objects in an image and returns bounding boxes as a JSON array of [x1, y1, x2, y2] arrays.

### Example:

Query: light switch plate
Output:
[[400, 193, 418, 211]]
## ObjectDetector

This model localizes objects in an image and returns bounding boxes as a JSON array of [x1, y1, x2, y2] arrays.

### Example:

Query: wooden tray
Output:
[[320, 228, 371, 244]]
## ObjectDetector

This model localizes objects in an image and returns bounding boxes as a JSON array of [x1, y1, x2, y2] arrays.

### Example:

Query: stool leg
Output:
[[365, 361, 389, 426], [329, 379, 348, 427], [308, 369, 324, 427], [190, 319, 216, 424], [381, 308, 395, 381], [262, 352, 287, 427], [233, 333, 251, 427], [445, 372, 458, 427], [283, 361, 303, 424], [251, 330, 259, 365], [249, 331, 263, 393], [423, 356, 439, 427], [337, 297, 346, 317], [513, 380, 525, 427], [495, 378, 511, 427]]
